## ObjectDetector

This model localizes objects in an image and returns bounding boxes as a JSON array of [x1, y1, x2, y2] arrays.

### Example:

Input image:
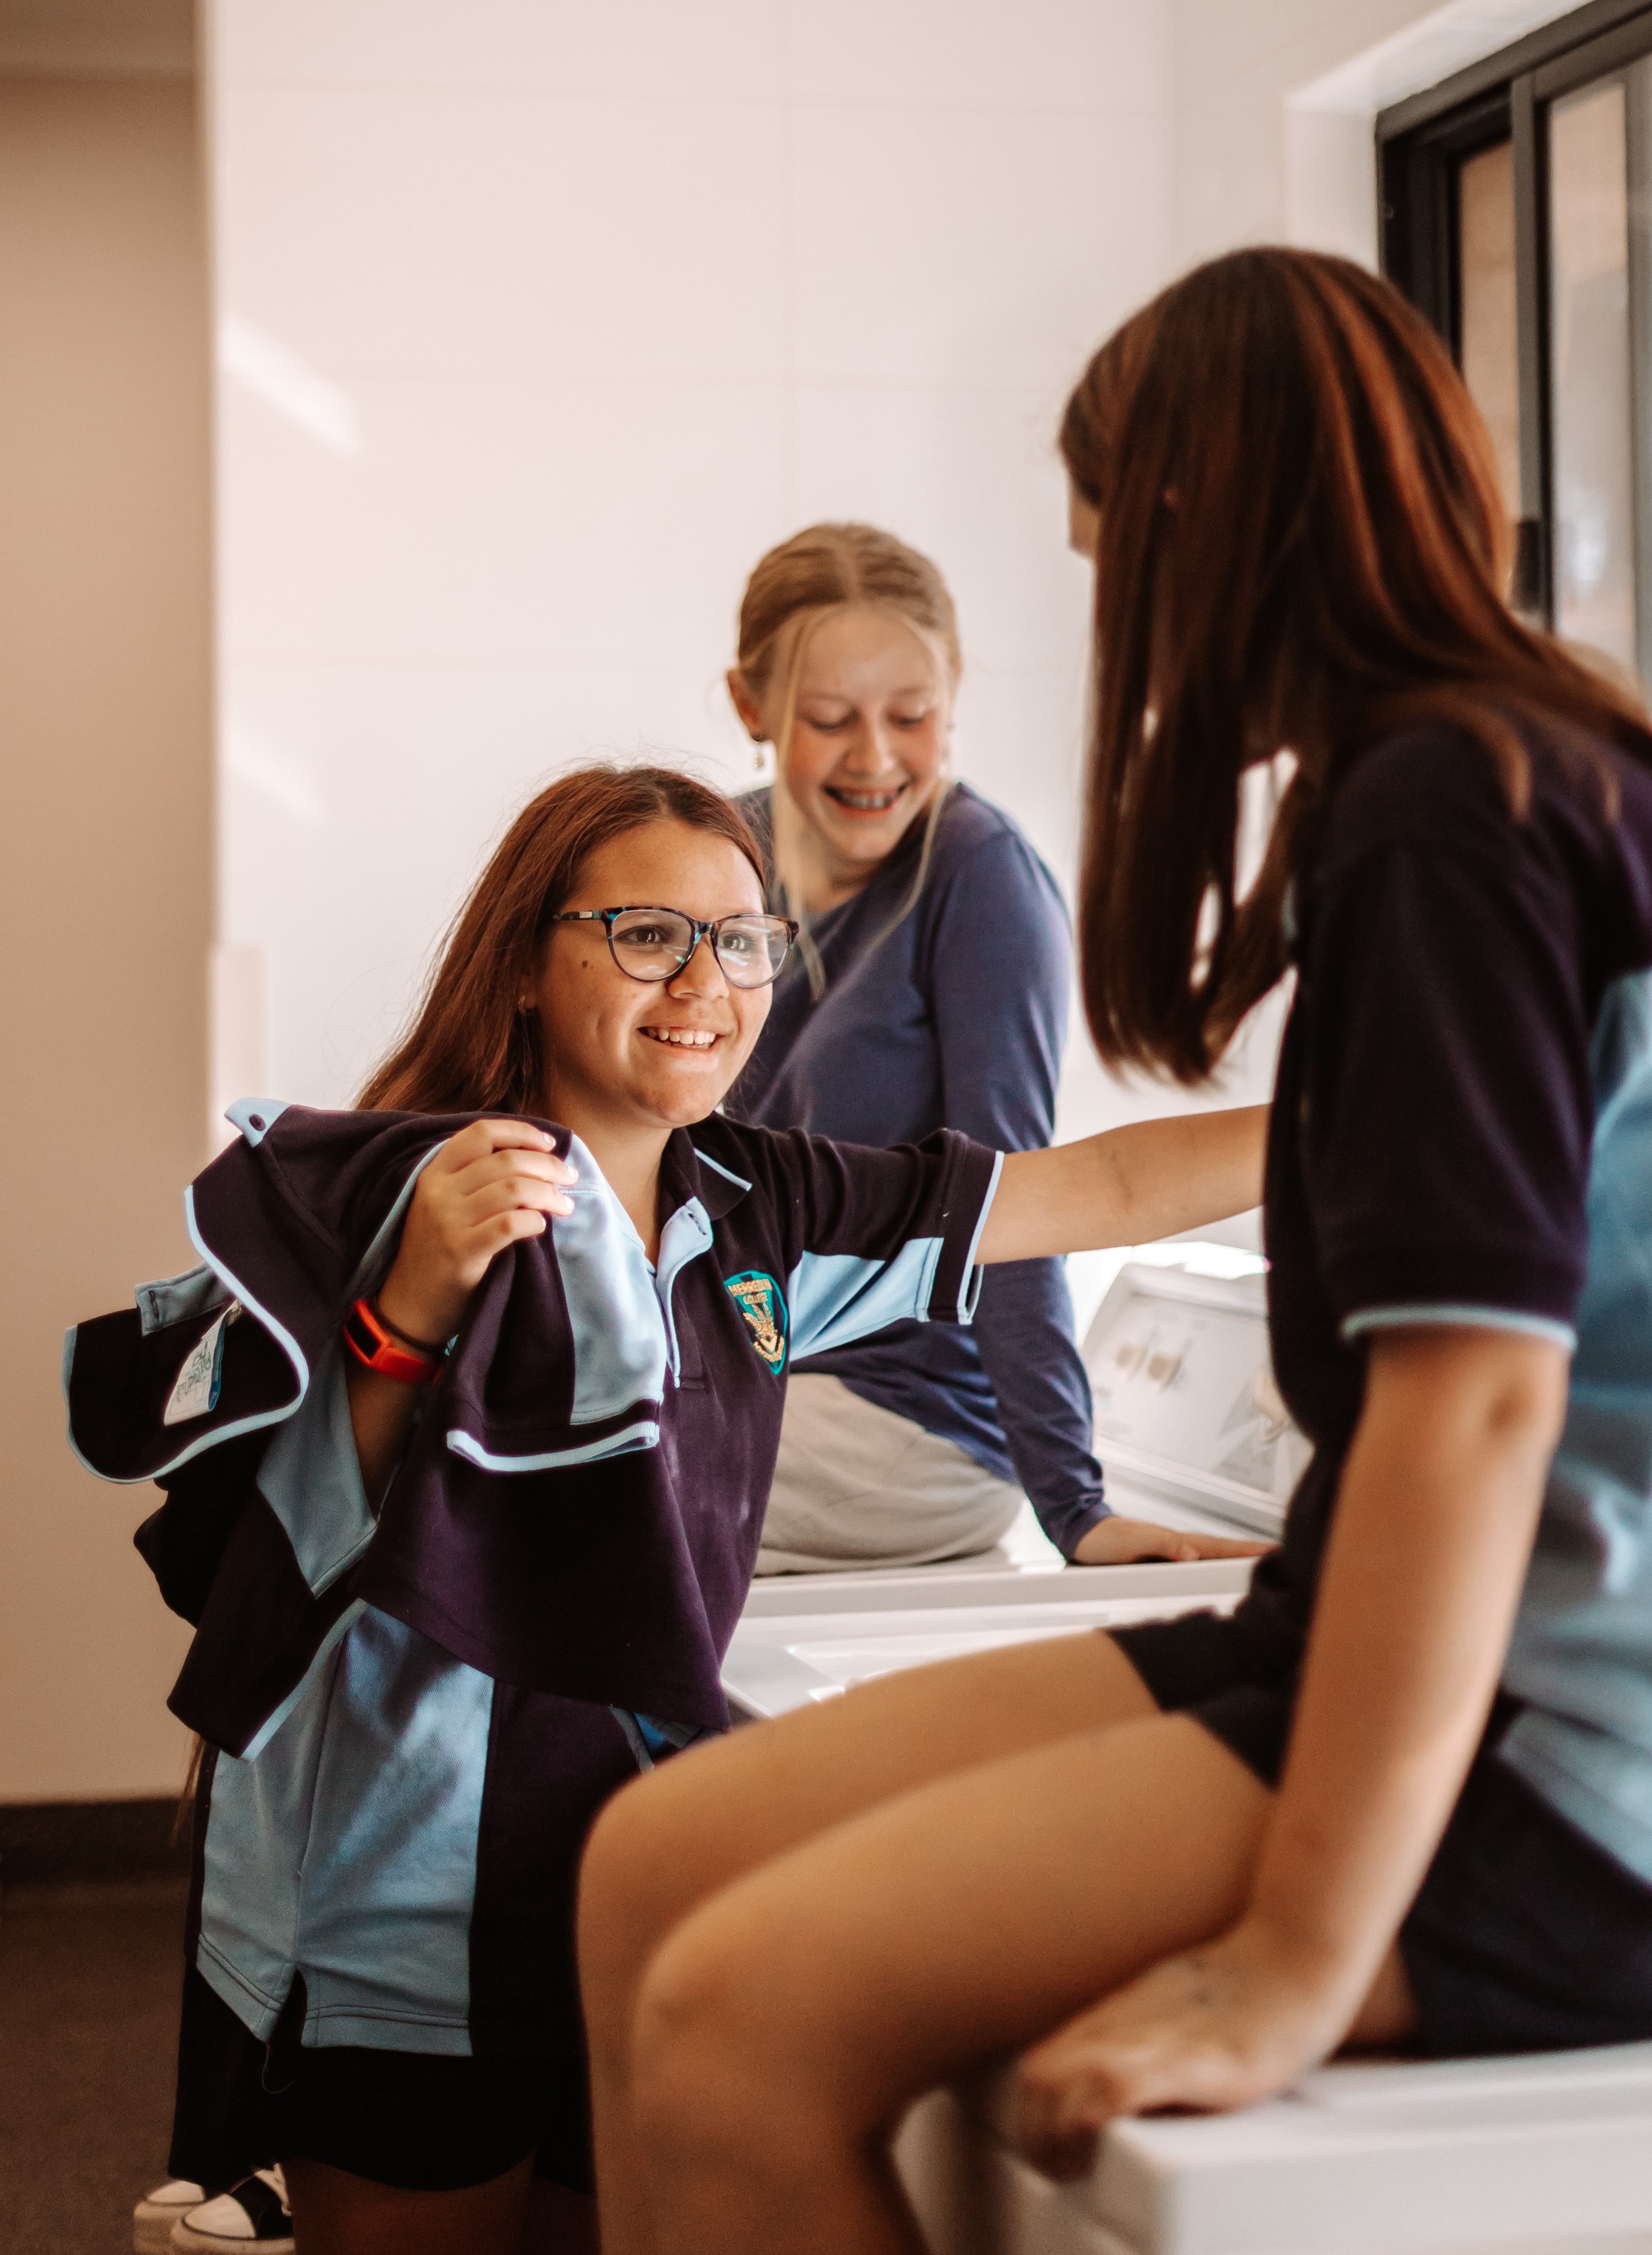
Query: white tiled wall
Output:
[[213, 0, 1577, 1145], [211, 0, 1179, 1122]]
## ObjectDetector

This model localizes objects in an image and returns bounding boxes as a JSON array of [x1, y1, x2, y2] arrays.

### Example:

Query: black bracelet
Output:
[[369, 1298, 450, 1357]]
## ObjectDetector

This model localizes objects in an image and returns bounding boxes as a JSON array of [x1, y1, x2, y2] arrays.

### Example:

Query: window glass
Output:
[[1457, 139, 1520, 526], [1549, 77, 1635, 672]]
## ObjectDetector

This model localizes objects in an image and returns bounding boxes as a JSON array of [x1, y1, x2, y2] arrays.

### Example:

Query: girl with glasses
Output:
[[70, 762, 1264, 2254], [578, 249, 1652, 2255], [723, 520, 1261, 1576]]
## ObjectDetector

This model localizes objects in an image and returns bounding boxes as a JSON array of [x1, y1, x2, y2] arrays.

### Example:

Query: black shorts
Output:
[[168, 1969, 594, 2195], [1111, 1609, 1652, 2057]]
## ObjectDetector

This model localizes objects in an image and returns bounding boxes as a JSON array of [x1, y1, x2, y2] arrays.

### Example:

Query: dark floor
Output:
[[0, 1881, 187, 2255]]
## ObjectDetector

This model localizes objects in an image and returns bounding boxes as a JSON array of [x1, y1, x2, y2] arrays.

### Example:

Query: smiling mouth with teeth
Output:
[[640, 1026, 720, 1049], [824, 784, 908, 813]]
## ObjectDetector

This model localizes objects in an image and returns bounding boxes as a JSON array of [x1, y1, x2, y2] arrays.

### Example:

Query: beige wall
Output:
[[0, 60, 211, 1800]]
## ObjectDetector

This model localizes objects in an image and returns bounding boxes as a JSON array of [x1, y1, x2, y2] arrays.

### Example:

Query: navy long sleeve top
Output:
[[729, 782, 1111, 1557]]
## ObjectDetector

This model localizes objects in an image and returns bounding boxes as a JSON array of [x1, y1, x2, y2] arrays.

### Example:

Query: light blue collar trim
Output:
[[691, 1144, 752, 1192], [961, 1149, 1004, 1292], [62, 1185, 316, 1486], [224, 1097, 290, 1147]]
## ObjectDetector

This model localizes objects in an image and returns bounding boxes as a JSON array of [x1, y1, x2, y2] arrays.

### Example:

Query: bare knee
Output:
[[577, 1773, 680, 2019], [632, 1901, 895, 2185], [629, 1921, 807, 2175]]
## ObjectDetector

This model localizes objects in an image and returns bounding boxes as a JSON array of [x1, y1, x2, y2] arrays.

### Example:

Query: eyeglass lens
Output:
[[607, 909, 790, 988]]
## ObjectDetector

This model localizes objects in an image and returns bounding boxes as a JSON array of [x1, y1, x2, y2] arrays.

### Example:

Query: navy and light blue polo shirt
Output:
[[1246, 719, 1652, 1885], [67, 1106, 1000, 2054]]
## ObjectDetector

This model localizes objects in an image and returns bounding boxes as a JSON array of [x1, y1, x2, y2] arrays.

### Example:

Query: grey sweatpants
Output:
[[755, 1374, 1023, 1576]]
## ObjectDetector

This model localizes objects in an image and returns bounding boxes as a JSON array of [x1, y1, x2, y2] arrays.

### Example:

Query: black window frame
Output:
[[1379, 0, 1652, 621]]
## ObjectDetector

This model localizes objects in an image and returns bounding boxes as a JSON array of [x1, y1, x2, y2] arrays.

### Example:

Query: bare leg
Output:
[[627, 1707, 1273, 2255], [580, 1632, 1157, 2255], [282, 2154, 532, 2254]]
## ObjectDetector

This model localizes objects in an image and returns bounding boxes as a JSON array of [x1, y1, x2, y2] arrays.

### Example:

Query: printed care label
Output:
[[162, 1301, 240, 1426]]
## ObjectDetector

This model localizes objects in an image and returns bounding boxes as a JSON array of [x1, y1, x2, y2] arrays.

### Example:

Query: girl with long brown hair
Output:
[[73, 762, 1263, 2254], [724, 520, 1257, 1573], [576, 248, 1652, 2255]]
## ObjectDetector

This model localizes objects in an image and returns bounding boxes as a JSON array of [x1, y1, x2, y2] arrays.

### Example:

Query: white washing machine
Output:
[[723, 1261, 1294, 1722], [1079, 1258, 1300, 1543]]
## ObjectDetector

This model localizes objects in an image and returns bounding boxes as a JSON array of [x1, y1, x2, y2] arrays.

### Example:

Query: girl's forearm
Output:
[[1246, 1329, 1566, 2005], [347, 1362, 424, 1507], [977, 1106, 1268, 1264]]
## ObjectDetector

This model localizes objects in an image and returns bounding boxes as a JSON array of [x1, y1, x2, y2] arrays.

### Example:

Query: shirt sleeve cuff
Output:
[[1056, 1500, 1114, 1558], [925, 1142, 1004, 1325], [1339, 1302, 1577, 1351]]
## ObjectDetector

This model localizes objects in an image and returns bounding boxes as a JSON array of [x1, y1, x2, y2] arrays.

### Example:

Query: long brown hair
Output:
[[734, 522, 960, 995], [359, 765, 764, 1114], [1061, 246, 1652, 1083]]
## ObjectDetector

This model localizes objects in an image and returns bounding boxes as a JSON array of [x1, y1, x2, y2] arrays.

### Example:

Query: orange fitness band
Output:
[[341, 1298, 445, 1386]]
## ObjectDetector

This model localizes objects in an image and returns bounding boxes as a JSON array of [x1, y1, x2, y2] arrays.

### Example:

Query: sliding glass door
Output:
[[1382, 3, 1652, 683], [1549, 68, 1638, 669], [1458, 136, 1521, 531]]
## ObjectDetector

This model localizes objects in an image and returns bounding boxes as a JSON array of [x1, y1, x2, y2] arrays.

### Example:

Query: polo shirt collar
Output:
[[661, 1126, 751, 1224]]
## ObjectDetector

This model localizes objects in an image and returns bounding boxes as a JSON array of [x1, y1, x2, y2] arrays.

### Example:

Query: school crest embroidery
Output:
[[725, 1269, 787, 1374]]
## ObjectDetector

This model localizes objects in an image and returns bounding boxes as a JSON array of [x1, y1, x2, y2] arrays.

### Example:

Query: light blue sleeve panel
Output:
[[252, 1133, 454, 1581], [1494, 965, 1652, 1886], [245, 1138, 449, 1603], [129, 1130, 447, 1492], [788, 1236, 988, 1363], [556, 1134, 671, 1420], [437, 1135, 679, 1474], [256, 1343, 377, 1599]]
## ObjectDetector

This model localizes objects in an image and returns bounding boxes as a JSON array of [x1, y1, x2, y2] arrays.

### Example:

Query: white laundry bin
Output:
[[892, 2045, 1652, 2255]]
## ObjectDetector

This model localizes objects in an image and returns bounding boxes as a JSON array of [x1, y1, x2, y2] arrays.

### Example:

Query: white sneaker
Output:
[[170, 2168, 293, 2254], [134, 2181, 205, 2255]]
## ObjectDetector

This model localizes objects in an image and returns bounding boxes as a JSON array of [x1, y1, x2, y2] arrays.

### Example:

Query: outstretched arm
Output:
[[1014, 1323, 1567, 2165], [976, 1106, 1268, 1265]]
